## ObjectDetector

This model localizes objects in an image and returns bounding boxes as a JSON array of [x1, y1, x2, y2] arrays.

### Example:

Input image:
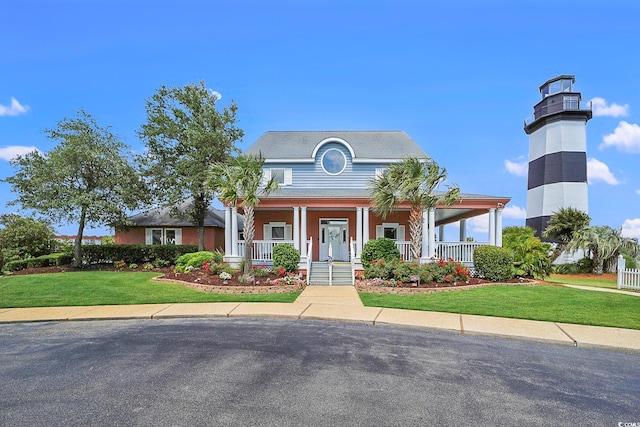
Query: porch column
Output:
[[438, 225, 445, 242], [488, 208, 496, 246], [231, 207, 239, 256], [356, 207, 363, 257], [495, 207, 503, 247], [224, 206, 232, 256], [428, 208, 436, 258], [459, 218, 467, 242], [293, 206, 300, 251], [362, 207, 370, 247], [300, 207, 307, 251], [421, 210, 429, 259]]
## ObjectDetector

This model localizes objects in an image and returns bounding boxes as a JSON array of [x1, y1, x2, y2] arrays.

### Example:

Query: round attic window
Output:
[[321, 148, 346, 175]]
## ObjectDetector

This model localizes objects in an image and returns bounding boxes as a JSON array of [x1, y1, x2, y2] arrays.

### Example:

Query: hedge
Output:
[[3, 252, 73, 273], [81, 244, 198, 265], [361, 238, 401, 266]]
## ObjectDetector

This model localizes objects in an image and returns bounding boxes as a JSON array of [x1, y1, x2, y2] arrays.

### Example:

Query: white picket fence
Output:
[[617, 255, 640, 290]]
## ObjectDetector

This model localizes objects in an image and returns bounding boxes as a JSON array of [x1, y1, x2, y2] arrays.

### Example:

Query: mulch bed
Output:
[[5, 265, 537, 295], [356, 277, 537, 294]]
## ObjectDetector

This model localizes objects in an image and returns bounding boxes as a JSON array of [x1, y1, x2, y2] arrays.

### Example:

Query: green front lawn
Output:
[[0, 271, 301, 308], [360, 285, 640, 330], [544, 274, 618, 289]]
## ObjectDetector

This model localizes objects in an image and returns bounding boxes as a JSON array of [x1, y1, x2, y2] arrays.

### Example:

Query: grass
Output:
[[360, 284, 640, 330], [0, 271, 301, 308], [544, 273, 618, 289]]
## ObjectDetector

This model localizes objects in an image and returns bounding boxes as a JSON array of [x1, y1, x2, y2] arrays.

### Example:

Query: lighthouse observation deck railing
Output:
[[524, 100, 592, 126]]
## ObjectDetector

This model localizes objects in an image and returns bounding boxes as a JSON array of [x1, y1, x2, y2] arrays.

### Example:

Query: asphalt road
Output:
[[1, 318, 638, 426]]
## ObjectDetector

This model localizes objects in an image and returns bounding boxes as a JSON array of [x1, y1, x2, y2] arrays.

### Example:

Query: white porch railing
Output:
[[395, 241, 411, 261], [306, 237, 313, 285], [237, 240, 295, 262], [436, 242, 487, 264], [618, 255, 640, 290], [238, 239, 488, 265]]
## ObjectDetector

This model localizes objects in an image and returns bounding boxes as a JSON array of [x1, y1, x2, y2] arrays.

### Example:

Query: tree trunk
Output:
[[243, 204, 255, 274], [409, 207, 423, 262], [73, 207, 87, 268], [549, 243, 566, 264], [194, 195, 206, 251]]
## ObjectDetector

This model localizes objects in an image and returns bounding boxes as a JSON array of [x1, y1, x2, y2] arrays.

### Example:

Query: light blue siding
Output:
[[264, 142, 388, 189]]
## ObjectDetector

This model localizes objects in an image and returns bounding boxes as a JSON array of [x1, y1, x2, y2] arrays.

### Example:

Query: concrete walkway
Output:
[[1, 285, 638, 353]]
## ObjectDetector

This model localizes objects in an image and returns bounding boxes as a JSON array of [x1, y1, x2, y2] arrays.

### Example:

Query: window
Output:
[[263, 168, 292, 186], [321, 148, 346, 175], [376, 223, 405, 241], [563, 96, 579, 110], [146, 228, 182, 245], [383, 226, 397, 240], [264, 222, 292, 241], [271, 225, 285, 240], [271, 168, 285, 184]]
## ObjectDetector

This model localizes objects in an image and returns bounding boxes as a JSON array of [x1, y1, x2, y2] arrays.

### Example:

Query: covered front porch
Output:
[[222, 194, 509, 270]]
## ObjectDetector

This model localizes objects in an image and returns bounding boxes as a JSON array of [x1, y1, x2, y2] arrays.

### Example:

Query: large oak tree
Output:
[[4, 109, 147, 267], [138, 81, 243, 251]]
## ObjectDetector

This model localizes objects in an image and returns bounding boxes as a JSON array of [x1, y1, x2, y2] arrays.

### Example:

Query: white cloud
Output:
[[636, 189, 640, 196], [208, 89, 222, 101], [0, 145, 41, 161], [504, 159, 528, 177], [587, 158, 619, 185], [0, 97, 29, 117], [590, 97, 629, 117], [468, 214, 488, 233], [621, 218, 640, 239], [502, 205, 527, 219], [600, 121, 640, 153]]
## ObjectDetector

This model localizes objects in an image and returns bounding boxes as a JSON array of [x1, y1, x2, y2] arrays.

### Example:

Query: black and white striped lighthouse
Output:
[[524, 75, 592, 237]]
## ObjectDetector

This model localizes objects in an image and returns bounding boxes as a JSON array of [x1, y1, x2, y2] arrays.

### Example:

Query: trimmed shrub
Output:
[[473, 246, 513, 282], [576, 257, 593, 274], [2, 252, 73, 273], [364, 259, 394, 279], [361, 238, 401, 266], [273, 244, 301, 273], [82, 244, 198, 265], [175, 251, 222, 269]]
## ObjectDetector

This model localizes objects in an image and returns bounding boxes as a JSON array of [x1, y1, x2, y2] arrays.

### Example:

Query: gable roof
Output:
[[245, 131, 428, 160], [127, 199, 243, 229]]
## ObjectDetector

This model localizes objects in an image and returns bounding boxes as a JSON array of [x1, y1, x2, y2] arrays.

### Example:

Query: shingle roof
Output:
[[245, 131, 428, 159], [127, 200, 243, 229]]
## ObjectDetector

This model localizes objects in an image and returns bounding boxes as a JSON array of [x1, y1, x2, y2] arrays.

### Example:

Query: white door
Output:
[[320, 219, 348, 261]]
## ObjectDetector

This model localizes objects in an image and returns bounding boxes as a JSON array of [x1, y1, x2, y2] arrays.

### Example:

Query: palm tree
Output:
[[369, 157, 460, 261], [210, 154, 278, 273], [566, 225, 632, 274], [542, 207, 591, 263]]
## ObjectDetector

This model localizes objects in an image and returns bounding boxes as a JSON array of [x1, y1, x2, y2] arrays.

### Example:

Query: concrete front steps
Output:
[[308, 262, 353, 286]]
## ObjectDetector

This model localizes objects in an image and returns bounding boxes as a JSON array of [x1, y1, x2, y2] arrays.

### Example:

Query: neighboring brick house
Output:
[[221, 131, 511, 271], [115, 199, 243, 252]]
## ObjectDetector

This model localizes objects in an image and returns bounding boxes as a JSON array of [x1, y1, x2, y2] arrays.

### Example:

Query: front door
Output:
[[319, 219, 348, 261]]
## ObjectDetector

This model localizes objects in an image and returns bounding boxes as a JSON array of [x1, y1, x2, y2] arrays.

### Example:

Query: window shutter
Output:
[[285, 224, 292, 240], [261, 169, 271, 186], [174, 229, 182, 245], [375, 225, 383, 239], [398, 225, 406, 241], [145, 229, 153, 245], [284, 168, 293, 185], [263, 224, 271, 240]]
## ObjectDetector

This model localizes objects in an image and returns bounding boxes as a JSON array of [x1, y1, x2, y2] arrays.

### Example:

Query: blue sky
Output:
[[1, 0, 639, 241]]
